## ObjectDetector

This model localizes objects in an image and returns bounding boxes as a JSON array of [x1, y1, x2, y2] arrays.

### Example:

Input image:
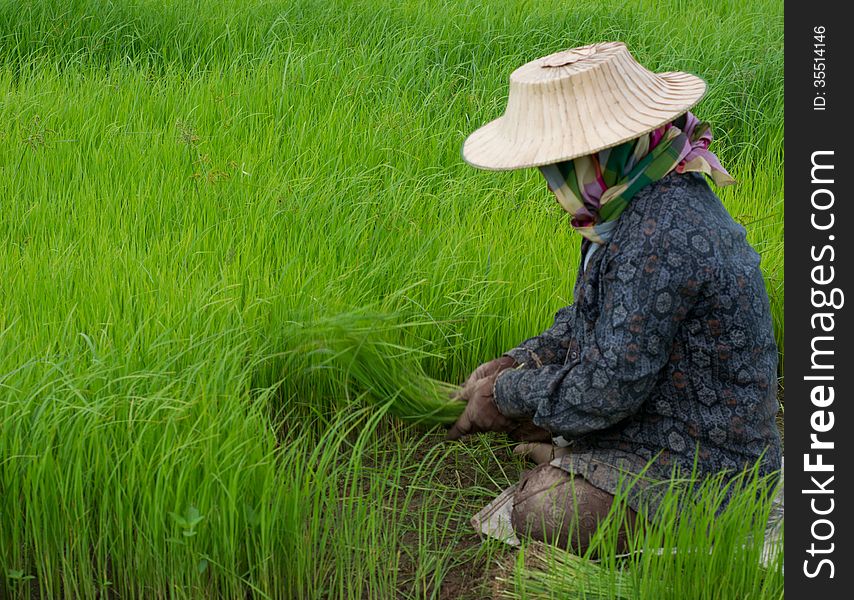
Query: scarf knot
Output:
[[539, 111, 734, 243]]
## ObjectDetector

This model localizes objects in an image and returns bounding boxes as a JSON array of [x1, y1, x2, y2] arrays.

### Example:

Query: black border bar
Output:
[[785, 1, 853, 595]]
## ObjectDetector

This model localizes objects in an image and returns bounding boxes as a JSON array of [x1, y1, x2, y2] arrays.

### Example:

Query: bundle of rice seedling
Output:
[[284, 312, 466, 426]]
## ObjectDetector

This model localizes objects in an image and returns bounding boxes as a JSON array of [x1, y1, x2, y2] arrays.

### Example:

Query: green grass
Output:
[[1, 0, 783, 597], [500, 467, 783, 599]]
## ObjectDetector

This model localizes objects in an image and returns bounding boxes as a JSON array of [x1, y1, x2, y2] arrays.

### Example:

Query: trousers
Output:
[[510, 463, 638, 555]]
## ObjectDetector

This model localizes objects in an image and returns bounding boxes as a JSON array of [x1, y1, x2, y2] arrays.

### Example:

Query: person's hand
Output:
[[513, 442, 571, 465], [460, 355, 518, 391], [446, 374, 514, 440]]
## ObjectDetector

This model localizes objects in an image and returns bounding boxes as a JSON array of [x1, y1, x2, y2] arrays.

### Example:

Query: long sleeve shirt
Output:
[[496, 172, 782, 513]]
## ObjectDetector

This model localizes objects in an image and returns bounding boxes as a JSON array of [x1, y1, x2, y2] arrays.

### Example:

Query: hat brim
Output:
[[462, 72, 707, 171]]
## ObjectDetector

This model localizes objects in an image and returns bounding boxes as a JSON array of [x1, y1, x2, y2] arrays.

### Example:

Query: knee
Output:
[[510, 465, 621, 555], [511, 464, 577, 550]]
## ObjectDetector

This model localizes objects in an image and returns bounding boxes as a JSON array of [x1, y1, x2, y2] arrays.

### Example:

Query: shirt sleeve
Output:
[[494, 226, 709, 438], [503, 304, 575, 368]]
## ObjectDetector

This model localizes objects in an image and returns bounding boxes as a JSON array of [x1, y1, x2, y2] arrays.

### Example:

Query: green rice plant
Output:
[[281, 312, 466, 425], [499, 464, 784, 600], [0, 0, 783, 597]]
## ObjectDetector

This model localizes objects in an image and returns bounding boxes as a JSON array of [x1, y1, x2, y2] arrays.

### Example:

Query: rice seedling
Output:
[[1, 0, 783, 597], [499, 466, 784, 599], [275, 311, 466, 425]]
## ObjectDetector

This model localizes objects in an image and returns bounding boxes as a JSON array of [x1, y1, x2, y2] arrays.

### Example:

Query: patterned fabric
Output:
[[496, 172, 781, 515], [539, 112, 735, 244]]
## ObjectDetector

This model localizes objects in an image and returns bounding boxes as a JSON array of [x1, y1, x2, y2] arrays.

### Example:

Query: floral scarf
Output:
[[538, 112, 735, 243]]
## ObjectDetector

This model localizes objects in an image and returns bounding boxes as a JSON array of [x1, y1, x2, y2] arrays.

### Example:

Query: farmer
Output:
[[448, 42, 782, 554]]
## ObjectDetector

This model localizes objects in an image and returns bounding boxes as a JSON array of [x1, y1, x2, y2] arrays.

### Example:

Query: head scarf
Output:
[[538, 112, 735, 243]]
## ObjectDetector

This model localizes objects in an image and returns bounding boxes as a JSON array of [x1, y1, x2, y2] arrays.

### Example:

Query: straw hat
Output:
[[462, 42, 707, 171]]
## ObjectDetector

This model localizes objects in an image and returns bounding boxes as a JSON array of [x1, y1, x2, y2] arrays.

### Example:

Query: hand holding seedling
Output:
[[447, 356, 518, 439], [461, 355, 517, 389], [446, 374, 514, 440], [449, 356, 554, 441]]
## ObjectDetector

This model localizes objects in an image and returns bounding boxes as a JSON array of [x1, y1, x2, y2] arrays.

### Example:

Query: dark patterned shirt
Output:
[[494, 172, 782, 513]]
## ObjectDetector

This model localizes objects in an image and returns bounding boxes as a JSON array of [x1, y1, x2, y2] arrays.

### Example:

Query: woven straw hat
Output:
[[462, 42, 707, 171]]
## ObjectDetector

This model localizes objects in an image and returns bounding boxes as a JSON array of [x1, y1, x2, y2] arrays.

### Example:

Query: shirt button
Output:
[[570, 351, 579, 360]]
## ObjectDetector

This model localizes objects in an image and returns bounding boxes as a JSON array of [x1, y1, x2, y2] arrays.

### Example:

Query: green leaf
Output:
[[185, 506, 204, 527]]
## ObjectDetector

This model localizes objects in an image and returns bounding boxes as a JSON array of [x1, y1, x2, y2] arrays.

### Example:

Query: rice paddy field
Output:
[[1, 0, 783, 598]]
